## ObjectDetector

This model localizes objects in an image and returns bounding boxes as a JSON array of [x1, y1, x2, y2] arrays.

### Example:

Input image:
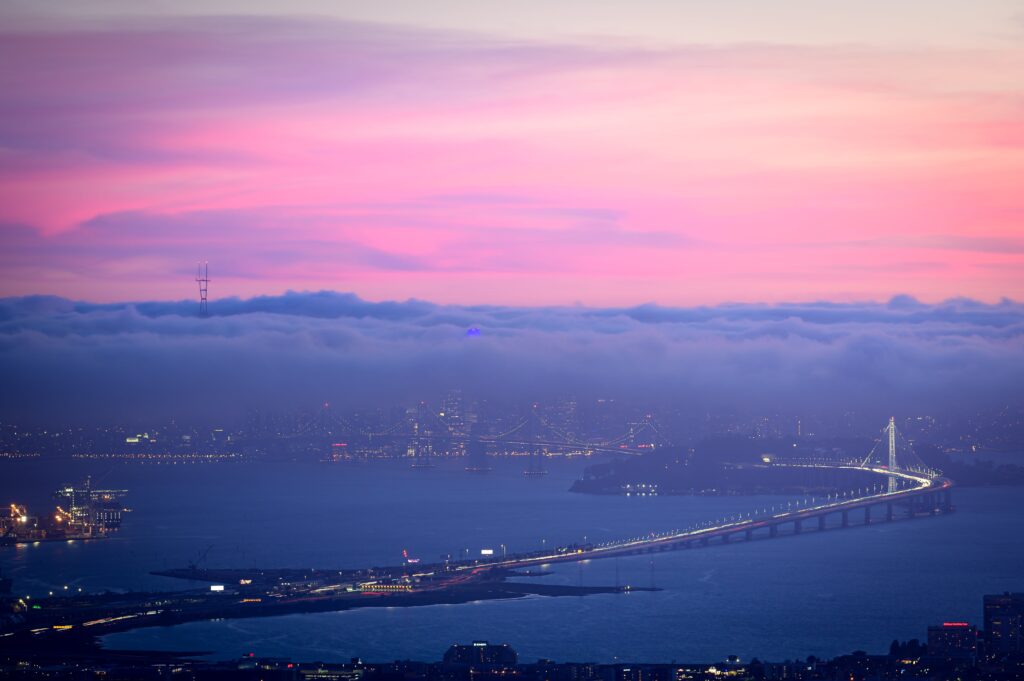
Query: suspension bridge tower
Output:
[[859, 416, 935, 494], [524, 404, 548, 476], [887, 416, 897, 493]]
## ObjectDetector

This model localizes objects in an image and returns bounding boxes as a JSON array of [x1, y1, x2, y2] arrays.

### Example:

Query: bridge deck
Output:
[[453, 465, 952, 571]]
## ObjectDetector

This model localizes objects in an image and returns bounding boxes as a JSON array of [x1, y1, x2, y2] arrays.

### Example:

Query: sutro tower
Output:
[[195, 261, 209, 316]]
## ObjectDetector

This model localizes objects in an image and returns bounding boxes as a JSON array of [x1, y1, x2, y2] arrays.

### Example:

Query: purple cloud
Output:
[[0, 292, 1021, 424]]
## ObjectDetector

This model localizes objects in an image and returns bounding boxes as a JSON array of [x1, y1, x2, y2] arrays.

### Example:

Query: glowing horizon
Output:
[[1, 2, 1022, 305]]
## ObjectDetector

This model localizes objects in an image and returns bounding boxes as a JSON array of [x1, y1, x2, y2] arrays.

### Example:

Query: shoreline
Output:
[[0, 578, 655, 660]]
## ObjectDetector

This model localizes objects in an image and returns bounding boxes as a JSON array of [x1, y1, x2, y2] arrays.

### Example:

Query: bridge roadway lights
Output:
[[524, 475, 949, 566]]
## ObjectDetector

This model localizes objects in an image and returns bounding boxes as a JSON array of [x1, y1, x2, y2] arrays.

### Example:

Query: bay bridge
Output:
[[256, 408, 954, 567], [247, 406, 954, 569], [440, 417, 953, 572]]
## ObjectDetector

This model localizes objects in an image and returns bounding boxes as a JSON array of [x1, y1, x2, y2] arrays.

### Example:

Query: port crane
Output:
[[188, 544, 215, 572]]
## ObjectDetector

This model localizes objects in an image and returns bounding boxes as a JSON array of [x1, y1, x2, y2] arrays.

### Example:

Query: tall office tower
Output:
[[927, 622, 978, 661], [441, 390, 465, 436], [984, 592, 1024, 657], [443, 642, 518, 668]]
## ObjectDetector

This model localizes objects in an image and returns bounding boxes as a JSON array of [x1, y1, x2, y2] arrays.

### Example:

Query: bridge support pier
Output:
[[700, 537, 709, 547], [794, 519, 802, 534], [886, 503, 894, 522], [769, 525, 778, 538], [908, 496, 921, 516], [745, 529, 753, 541], [818, 516, 826, 531], [841, 510, 849, 528], [864, 506, 871, 525], [721, 533, 730, 544]]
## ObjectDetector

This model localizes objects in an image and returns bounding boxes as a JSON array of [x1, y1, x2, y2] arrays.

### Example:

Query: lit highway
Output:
[[453, 462, 952, 572]]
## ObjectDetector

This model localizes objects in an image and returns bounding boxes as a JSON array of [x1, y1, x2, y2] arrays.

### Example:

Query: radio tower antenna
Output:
[[195, 261, 209, 316]]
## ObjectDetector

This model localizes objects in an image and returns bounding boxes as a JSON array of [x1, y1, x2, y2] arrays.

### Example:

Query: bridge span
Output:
[[454, 462, 953, 573]]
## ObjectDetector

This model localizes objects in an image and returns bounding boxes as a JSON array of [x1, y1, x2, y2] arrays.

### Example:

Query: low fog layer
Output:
[[1, 292, 1021, 424]]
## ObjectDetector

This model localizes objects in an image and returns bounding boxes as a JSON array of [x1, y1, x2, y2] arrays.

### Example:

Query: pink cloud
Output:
[[0, 15, 1022, 304]]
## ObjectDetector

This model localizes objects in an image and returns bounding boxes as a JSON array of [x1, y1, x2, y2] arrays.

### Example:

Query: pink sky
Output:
[[1, 3, 1023, 305]]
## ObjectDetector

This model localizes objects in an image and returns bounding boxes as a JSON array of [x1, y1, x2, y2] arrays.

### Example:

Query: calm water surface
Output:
[[1, 457, 1022, 663]]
